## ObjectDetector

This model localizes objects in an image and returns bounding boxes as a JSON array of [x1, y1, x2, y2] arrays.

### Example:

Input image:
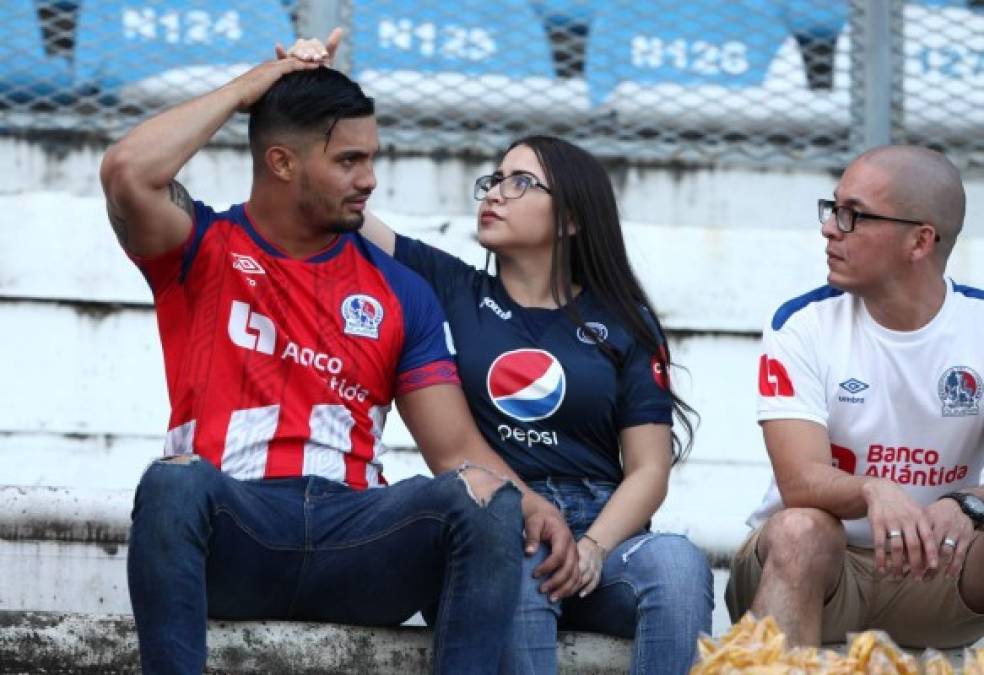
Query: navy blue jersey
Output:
[[395, 235, 673, 482]]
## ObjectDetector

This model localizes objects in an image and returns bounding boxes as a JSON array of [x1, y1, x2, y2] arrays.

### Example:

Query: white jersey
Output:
[[749, 279, 984, 548]]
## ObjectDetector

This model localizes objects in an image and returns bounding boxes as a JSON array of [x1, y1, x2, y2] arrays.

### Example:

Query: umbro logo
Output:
[[839, 378, 869, 394], [838, 378, 868, 404], [232, 253, 265, 275], [232, 253, 265, 286]]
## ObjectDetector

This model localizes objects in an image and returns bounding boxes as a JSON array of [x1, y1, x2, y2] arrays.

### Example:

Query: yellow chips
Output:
[[963, 647, 984, 675], [691, 614, 982, 674]]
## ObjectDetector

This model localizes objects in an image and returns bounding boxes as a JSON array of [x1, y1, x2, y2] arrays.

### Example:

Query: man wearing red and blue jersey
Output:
[[101, 34, 577, 675]]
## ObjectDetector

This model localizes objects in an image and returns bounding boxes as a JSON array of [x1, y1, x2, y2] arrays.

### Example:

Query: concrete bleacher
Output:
[[2, 80, 984, 668], [0, 612, 633, 674], [0, 483, 631, 673]]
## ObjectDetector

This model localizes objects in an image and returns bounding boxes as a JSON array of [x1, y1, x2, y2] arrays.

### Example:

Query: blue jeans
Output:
[[127, 457, 523, 675], [499, 479, 713, 675]]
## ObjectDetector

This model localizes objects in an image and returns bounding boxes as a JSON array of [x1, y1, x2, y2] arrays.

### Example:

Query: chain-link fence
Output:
[[2, 1, 984, 168]]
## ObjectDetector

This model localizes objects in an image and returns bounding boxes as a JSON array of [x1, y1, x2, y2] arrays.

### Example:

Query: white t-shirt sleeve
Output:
[[757, 309, 828, 427]]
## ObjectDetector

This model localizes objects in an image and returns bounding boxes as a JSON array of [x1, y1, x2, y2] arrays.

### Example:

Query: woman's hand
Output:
[[576, 535, 608, 597]]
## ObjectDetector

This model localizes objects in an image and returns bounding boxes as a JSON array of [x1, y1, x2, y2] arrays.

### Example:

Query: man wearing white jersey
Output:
[[726, 145, 984, 647]]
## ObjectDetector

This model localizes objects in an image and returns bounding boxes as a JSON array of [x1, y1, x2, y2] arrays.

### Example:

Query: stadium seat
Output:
[[902, 1, 984, 139], [528, 0, 598, 29], [775, 0, 849, 90], [350, 0, 589, 123], [0, 0, 72, 104], [75, 0, 294, 106], [775, 0, 849, 40], [583, 0, 850, 136]]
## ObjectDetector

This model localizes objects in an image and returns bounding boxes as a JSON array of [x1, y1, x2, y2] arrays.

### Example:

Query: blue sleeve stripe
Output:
[[771, 285, 844, 331], [179, 201, 217, 283], [351, 234, 452, 371], [954, 282, 984, 301]]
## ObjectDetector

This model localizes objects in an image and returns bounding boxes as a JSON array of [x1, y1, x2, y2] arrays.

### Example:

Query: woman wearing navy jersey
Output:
[[356, 134, 714, 675]]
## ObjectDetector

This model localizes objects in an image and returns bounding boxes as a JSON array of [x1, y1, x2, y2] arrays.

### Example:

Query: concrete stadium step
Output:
[[0, 610, 631, 674]]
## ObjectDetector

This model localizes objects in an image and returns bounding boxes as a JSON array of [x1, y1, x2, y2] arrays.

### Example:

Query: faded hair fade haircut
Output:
[[247, 67, 375, 158]]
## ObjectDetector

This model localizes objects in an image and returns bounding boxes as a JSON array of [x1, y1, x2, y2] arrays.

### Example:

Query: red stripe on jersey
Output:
[[395, 360, 460, 397], [344, 409, 376, 491], [196, 410, 231, 470], [264, 437, 305, 478]]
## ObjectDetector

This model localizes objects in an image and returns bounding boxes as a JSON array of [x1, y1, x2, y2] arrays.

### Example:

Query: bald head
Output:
[[848, 145, 965, 258]]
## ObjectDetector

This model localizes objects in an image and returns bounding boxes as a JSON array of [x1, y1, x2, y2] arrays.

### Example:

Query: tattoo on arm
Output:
[[167, 180, 194, 218], [108, 205, 130, 248], [106, 180, 193, 251]]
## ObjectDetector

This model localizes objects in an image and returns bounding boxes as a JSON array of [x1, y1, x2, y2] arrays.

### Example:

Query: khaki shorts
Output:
[[726, 526, 984, 648]]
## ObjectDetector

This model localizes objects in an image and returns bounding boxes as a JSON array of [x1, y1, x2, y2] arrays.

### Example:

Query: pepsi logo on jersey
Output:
[[487, 349, 565, 448]]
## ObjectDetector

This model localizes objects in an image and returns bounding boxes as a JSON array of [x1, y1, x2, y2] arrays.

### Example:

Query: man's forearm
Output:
[[105, 83, 243, 190], [779, 466, 875, 520], [427, 439, 534, 497]]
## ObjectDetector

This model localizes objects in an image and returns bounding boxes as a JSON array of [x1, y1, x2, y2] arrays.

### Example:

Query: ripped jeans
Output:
[[127, 457, 523, 675], [499, 478, 713, 675]]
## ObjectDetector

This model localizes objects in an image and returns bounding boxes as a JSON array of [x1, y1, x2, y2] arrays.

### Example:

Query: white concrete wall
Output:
[[3, 137, 984, 557]]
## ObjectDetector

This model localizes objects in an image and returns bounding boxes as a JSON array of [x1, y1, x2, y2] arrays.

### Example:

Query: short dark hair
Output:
[[248, 67, 375, 156]]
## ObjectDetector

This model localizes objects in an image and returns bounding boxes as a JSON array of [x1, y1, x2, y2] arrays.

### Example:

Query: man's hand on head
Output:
[[863, 479, 938, 580], [275, 28, 343, 66], [521, 492, 580, 602], [228, 57, 322, 112]]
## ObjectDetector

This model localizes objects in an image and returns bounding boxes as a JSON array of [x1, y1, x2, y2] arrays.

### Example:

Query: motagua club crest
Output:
[[342, 294, 384, 339], [938, 366, 982, 417]]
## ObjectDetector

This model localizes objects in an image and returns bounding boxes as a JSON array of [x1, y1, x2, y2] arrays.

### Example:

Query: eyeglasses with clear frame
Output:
[[474, 173, 553, 201], [818, 199, 940, 241]]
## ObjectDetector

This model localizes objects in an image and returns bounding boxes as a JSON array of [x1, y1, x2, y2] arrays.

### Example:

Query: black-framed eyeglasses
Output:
[[474, 173, 552, 201], [817, 199, 940, 242]]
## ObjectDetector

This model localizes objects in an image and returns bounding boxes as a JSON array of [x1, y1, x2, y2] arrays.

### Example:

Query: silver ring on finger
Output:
[[943, 536, 958, 548], [888, 529, 903, 539]]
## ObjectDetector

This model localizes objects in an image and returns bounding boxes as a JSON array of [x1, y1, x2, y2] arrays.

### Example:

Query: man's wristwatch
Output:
[[940, 492, 984, 527]]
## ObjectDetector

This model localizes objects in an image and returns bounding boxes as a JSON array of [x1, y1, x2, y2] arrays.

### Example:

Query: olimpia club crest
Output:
[[938, 366, 982, 417], [341, 294, 384, 339]]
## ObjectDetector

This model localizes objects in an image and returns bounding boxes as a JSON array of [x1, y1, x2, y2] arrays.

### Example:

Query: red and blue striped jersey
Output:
[[129, 201, 459, 489]]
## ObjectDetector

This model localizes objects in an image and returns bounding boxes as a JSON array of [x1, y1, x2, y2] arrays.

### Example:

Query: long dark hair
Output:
[[499, 135, 698, 463]]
